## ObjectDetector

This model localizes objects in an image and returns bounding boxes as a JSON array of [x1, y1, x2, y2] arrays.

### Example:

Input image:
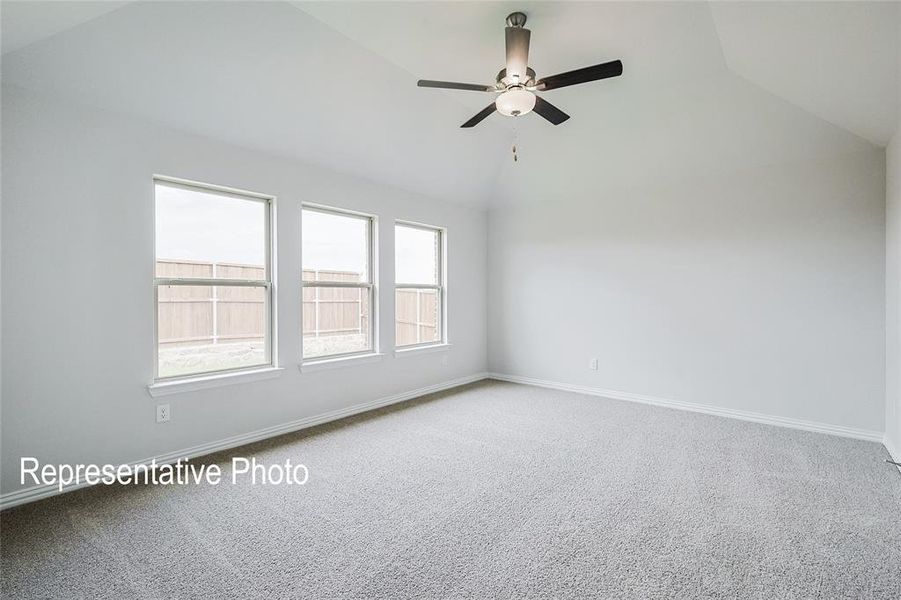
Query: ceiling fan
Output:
[[417, 11, 623, 128]]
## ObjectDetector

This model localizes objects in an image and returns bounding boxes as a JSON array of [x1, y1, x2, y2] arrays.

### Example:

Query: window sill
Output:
[[147, 366, 284, 397], [394, 343, 452, 357], [300, 352, 384, 373]]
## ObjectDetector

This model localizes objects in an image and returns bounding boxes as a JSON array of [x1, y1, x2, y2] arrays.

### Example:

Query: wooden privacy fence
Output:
[[395, 288, 439, 345], [158, 261, 437, 347], [156, 260, 265, 347], [302, 269, 370, 339]]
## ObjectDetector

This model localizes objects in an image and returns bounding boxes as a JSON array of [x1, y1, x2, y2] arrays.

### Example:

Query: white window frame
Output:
[[394, 220, 446, 349], [152, 175, 277, 382], [301, 204, 377, 363]]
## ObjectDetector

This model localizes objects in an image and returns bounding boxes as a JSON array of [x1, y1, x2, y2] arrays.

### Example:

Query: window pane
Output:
[[158, 284, 267, 378], [155, 183, 267, 280], [395, 225, 438, 285], [395, 288, 440, 347], [302, 209, 369, 284], [303, 287, 371, 358]]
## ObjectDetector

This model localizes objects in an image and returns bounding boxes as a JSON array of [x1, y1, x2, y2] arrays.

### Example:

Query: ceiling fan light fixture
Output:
[[417, 12, 623, 128], [496, 87, 536, 117]]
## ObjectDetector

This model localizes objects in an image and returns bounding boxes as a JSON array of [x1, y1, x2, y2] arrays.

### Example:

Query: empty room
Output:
[[1, 1, 900, 598]]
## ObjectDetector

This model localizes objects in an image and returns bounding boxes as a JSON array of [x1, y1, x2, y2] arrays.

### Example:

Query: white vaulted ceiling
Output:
[[0, 0, 129, 54], [1, 1, 898, 206], [0, 1, 512, 205], [710, 1, 899, 146]]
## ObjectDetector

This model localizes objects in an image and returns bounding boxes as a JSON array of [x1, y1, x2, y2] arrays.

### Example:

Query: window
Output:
[[154, 178, 274, 380], [395, 222, 444, 348], [302, 206, 374, 360]]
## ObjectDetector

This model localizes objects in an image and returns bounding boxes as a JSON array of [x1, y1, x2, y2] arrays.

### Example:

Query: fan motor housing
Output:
[[496, 67, 536, 88]]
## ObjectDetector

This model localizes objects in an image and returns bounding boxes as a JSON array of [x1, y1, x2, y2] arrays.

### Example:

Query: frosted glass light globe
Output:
[[496, 88, 536, 117]]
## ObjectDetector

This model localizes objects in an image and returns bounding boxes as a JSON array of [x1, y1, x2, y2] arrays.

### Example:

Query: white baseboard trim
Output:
[[0, 372, 489, 511], [884, 435, 901, 475], [487, 372, 884, 443]]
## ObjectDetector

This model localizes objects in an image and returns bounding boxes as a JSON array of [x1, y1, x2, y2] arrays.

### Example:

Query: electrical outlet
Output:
[[156, 403, 170, 423], [441, 354, 449, 366], [589, 358, 599, 371]]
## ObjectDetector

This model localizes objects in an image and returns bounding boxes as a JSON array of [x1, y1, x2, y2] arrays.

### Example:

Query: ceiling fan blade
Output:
[[461, 104, 497, 128], [536, 60, 623, 91], [532, 96, 570, 125], [505, 26, 531, 83], [418, 80, 494, 92]]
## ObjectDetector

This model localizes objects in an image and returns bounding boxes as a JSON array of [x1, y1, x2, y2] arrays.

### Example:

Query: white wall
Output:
[[887, 132, 901, 457], [0, 86, 488, 496], [883, 11, 901, 460], [488, 149, 886, 434]]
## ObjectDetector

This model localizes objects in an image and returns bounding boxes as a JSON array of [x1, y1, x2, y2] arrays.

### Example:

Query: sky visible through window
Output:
[[395, 224, 438, 284], [156, 186, 437, 281], [155, 184, 265, 267], [302, 209, 369, 277]]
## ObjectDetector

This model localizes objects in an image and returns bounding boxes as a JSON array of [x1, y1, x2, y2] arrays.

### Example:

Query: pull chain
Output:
[[512, 127, 519, 163]]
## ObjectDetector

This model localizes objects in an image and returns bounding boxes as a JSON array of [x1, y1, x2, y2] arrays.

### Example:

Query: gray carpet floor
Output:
[[2, 380, 900, 599]]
